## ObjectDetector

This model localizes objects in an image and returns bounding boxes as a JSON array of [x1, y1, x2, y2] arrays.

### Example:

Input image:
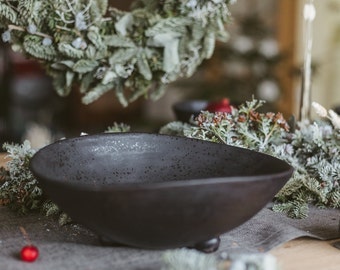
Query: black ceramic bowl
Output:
[[30, 133, 293, 251], [172, 100, 208, 122]]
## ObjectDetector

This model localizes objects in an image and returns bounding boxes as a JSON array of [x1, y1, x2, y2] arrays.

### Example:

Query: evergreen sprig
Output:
[[0, 140, 70, 224], [0, 0, 235, 106], [162, 248, 278, 270], [1, 140, 39, 213], [160, 100, 340, 218]]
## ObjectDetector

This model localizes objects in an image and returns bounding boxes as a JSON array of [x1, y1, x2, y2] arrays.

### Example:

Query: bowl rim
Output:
[[172, 99, 209, 111], [29, 132, 294, 192]]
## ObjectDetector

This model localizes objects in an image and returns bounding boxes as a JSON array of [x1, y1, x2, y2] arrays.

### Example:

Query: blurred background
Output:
[[0, 0, 340, 146]]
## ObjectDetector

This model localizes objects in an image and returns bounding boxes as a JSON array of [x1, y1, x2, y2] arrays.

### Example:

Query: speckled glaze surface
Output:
[[29, 133, 294, 250]]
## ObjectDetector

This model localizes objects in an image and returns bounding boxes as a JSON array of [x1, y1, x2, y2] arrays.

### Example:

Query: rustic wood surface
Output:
[[0, 153, 339, 269], [272, 238, 340, 270], [0, 153, 7, 168]]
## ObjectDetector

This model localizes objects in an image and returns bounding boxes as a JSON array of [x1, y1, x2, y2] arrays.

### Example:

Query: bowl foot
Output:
[[191, 236, 221, 253]]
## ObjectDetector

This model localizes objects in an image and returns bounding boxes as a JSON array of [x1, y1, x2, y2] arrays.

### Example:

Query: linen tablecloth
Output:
[[0, 204, 339, 270]]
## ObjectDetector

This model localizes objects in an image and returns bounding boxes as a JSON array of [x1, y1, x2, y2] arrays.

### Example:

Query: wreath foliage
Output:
[[0, 0, 235, 106]]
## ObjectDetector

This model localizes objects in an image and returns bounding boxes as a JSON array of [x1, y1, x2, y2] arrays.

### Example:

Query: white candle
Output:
[[300, 0, 316, 122]]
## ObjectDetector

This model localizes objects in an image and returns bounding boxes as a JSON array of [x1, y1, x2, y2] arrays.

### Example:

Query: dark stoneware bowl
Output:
[[30, 133, 293, 251], [172, 100, 208, 122]]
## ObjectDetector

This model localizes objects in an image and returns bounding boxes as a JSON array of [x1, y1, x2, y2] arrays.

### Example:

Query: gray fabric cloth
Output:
[[0, 205, 339, 270]]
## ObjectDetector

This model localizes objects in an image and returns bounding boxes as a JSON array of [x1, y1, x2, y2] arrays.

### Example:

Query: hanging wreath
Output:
[[0, 0, 235, 106]]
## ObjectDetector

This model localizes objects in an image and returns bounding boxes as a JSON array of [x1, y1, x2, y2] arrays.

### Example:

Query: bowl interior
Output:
[[30, 133, 292, 188]]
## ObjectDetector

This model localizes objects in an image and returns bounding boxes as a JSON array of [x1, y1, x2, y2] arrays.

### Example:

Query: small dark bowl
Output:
[[172, 100, 208, 122], [30, 133, 293, 250]]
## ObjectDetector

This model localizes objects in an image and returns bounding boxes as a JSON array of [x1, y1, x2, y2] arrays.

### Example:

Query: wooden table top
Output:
[[1, 153, 7, 167], [0, 153, 339, 269]]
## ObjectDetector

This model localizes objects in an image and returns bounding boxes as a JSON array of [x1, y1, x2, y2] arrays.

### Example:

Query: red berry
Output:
[[205, 98, 232, 113], [20, 245, 39, 262]]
